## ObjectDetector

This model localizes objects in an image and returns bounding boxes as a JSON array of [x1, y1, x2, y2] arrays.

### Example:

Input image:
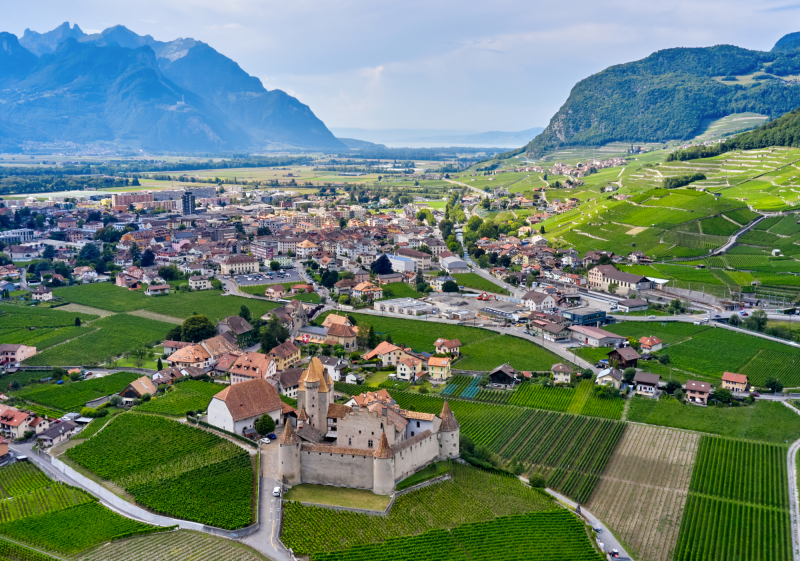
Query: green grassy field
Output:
[[136, 380, 223, 416], [52, 283, 281, 320], [453, 273, 509, 295], [380, 282, 423, 299], [322, 312, 562, 372], [627, 396, 800, 443], [11, 371, 140, 411], [0, 304, 99, 350]]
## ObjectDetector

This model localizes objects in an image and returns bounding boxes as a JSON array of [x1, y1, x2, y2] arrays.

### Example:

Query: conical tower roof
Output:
[[374, 431, 394, 459], [278, 421, 300, 445], [297, 408, 309, 422], [440, 400, 460, 432], [302, 358, 328, 391]]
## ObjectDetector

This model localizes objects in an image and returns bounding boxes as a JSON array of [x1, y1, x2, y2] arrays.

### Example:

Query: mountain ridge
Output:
[[6, 22, 344, 152]]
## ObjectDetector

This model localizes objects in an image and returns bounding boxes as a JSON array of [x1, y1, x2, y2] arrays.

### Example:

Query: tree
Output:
[[240, 305, 251, 323], [529, 473, 546, 488], [339, 217, 348, 229], [110, 395, 123, 407], [260, 315, 290, 352], [658, 354, 671, 366], [42, 245, 56, 260], [75, 317, 81, 327], [129, 242, 142, 263], [181, 314, 216, 342], [664, 380, 681, 394], [714, 388, 733, 403], [165, 325, 182, 341], [321, 270, 339, 289], [371, 254, 393, 275], [357, 323, 373, 349], [765, 377, 784, 394], [745, 309, 768, 332], [460, 434, 475, 455], [158, 265, 180, 280], [141, 248, 156, 267], [622, 367, 636, 383], [608, 283, 618, 294], [255, 414, 276, 435], [157, 358, 163, 371], [79, 244, 101, 262], [442, 280, 459, 293], [728, 314, 741, 326], [69, 371, 82, 381], [307, 344, 319, 357], [580, 368, 593, 380], [333, 344, 346, 358], [674, 388, 685, 402], [270, 261, 281, 271]]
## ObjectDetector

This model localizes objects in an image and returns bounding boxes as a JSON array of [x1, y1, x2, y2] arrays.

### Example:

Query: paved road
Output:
[[543, 488, 632, 559], [782, 401, 800, 561]]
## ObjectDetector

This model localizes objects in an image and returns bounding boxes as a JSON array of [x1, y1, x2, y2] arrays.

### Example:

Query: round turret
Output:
[[372, 431, 395, 495], [438, 401, 460, 460], [278, 422, 302, 485]]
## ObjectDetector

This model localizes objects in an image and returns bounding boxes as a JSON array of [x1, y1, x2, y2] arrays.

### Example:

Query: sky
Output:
[[5, 0, 800, 133]]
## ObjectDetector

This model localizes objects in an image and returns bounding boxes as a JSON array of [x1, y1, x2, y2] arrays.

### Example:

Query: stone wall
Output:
[[300, 450, 374, 490], [393, 433, 440, 483]]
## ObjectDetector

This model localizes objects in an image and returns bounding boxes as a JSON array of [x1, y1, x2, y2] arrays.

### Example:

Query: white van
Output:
[[273, 486, 282, 497]]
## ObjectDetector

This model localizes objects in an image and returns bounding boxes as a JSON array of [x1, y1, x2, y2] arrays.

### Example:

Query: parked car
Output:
[[260, 438, 271, 444], [751, 392, 760, 397], [266, 433, 277, 440], [648, 315, 656, 319], [740, 311, 749, 316], [273, 487, 282, 497]]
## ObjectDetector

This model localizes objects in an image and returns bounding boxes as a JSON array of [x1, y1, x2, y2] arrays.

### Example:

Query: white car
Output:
[[273, 486, 282, 497], [260, 437, 271, 444], [648, 315, 656, 319]]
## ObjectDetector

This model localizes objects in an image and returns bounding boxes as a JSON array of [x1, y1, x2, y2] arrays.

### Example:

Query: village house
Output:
[[220, 254, 259, 275], [489, 364, 520, 386], [208, 378, 285, 436], [363, 341, 410, 366], [551, 363, 573, 384], [151, 366, 205, 386], [434, 338, 461, 355], [721, 372, 748, 392], [634, 372, 660, 398], [522, 290, 557, 312], [352, 281, 383, 301], [324, 323, 359, 351], [229, 352, 277, 384], [37, 421, 78, 448], [145, 284, 170, 296], [217, 316, 257, 348], [588, 265, 652, 296], [167, 344, 212, 368], [639, 336, 663, 353], [268, 341, 302, 371], [0, 344, 37, 367], [428, 357, 452, 381], [596, 368, 623, 389], [0, 406, 49, 440], [30, 286, 53, 302], [397, 355, 424, 382], [568, 325, 627, 348], [188, 275, 212, 290], [118, 377, 158, 405], [607, 346, 640, 369], [685, 380, 711, 405], [266, 284, 287, 299]]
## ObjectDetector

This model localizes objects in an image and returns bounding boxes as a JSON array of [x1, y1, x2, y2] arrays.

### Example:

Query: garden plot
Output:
[[587, 425, 699, 561]]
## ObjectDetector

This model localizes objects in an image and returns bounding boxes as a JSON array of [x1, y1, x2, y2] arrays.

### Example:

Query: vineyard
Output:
[[309, 511, 604, 561], [587, 425, 700, 561], [11, 371, 140, 412], [136, 380, 222, 416], [673, 436, 793, 561], [282, 463, 557, 555], [0, 537, 58, 561], [0, 502, 162, 555], [0, 462, 52, 498], [387, 392, 625, 503], [65, 413, 255, 529], [0, 303, 97, 350], [73, 530, 273, 561]]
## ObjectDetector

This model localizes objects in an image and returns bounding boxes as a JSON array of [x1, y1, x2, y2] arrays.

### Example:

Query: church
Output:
[[279, 357, 460, 494]]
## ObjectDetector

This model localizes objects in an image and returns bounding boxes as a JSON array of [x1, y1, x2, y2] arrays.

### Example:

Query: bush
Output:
[[110, 395, 123, 406], [529, 473, 546, 488], [255, 414, 276, 435], [418, 387, 429, 394], [80, 406, 109, 418]]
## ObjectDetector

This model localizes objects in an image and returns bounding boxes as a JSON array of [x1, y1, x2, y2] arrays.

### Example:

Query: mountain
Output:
[[772, 32, 800, 53], [338, 138, 387, 149], [522, 42, 800, 157], [6, 22, 344, 152], [329, 127, 541, 148], [724, 106, 800, 150]]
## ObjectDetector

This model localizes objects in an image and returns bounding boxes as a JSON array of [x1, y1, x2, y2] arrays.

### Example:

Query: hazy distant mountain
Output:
[[338, 138, 387, 149], [772, 31, 800, 53], [5, 22, 344, 152], [330, 127, 542, 148]]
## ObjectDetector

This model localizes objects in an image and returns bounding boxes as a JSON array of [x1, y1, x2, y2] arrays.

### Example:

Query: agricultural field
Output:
[[587, 425, 700, 561], [0, 304, 98, 350], [0, 370, 56, 392], [308, 511, 603, 561], [136, 380, 223, 416], [0, 537, 58, 561], [0, 502, 161, 555], [673, 436, 792, 561], [627, 396, 800, 443], [24, 314, 174, 367], [52, 283, 281, 320], [0, 463, 161, 556], [379, 283, 423, 300], [65, 413, 255, 529], [320, 312, 563, 372], [385, 391, 625, 503], [281, 463, 557, 555], [73, 530, 272, 561], [507, 380, 624, 420], [452, 273, 508, 295], [11, 371, 139, 412], [603, 321, 800, 386]]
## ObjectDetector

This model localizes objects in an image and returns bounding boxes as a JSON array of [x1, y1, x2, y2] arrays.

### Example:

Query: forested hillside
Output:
[[521, 42, 800, 157]]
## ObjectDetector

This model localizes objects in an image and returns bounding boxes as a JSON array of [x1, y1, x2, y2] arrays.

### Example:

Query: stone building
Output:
[[279, 358, 460, 494]]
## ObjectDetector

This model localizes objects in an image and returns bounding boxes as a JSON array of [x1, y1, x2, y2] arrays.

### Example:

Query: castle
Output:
[[278, 358, 460, 495]]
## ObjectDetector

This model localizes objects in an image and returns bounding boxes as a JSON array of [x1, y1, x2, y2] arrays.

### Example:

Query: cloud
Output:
[[209, 23, 243, 30]]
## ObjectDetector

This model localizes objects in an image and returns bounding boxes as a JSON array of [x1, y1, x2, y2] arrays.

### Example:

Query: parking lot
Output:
[[233, 268, 303, 287]]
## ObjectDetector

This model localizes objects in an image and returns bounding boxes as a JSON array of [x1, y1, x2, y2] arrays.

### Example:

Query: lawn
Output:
[[627, 396, 800, 443], [573, 346, 612, 365], [396, 461, 451, 491], [380, 283, 423, 299], [24, 315, 174, 367], [321, 312, 563, 372], [453, 273, 509, 295], [283, 484, 392, 510], [136, 380, 223, 416], [52, 283, 281, 320]]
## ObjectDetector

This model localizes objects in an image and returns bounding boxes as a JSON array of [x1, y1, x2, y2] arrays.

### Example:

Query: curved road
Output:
[[782, 401, 800, 561]]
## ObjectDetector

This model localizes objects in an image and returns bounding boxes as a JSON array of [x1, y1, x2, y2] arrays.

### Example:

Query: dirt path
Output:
[[127, 310, 183, 325], [58, 303, 116, 318]]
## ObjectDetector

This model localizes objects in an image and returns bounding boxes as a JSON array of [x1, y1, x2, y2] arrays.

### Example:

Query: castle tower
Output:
[[373, 431, 395, 495], [278, 420, 301, 485], [296, 357, 330, 432], [438, 400, 460, 461], [297, 408, 309, 429]]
